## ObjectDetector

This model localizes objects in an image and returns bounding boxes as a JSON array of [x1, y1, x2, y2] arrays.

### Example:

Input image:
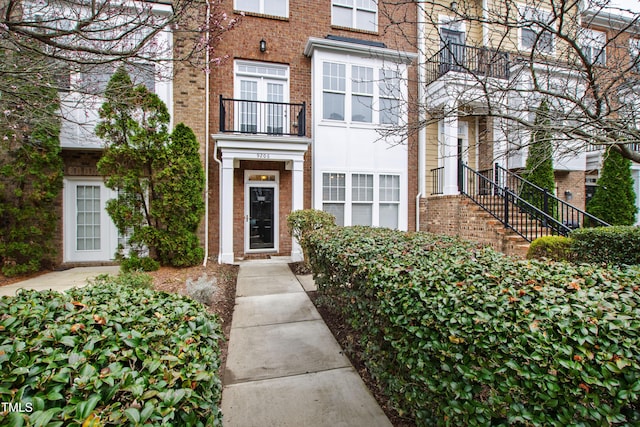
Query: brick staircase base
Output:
[[422, 195, 530, 259]]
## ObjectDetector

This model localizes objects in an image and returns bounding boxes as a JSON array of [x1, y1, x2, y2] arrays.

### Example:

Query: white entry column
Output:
[[219, 155, 235, 264], [290, 157, 305, 262], [442, 106, 460, 195]]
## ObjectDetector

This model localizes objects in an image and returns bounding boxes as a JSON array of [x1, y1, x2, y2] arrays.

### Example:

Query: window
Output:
[[332, 0, 377, 32], [323, 62, 346, 120], [235, 61, 289, 133], [379, 175, 400, 228], [352, 174, 373, 225], [321, 172, 401, 228], [379, 69, 401, 125], [78, 63, 155, 95], [322, 173, 346, 226], [581, 29, 606, 66], [630, 39, 640, 73], [351, 66, 373, 122], [520, 6, 554, 54], [235, 0, 288, 17], [76, 185, 101, 251]]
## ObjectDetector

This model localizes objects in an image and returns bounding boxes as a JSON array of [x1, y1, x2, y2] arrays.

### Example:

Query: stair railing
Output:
[[459, 162, 608, 242]]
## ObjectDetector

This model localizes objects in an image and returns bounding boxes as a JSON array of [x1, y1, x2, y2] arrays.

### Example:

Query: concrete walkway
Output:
[[221, 258, 392, 427], [0, 266, 120, 297]]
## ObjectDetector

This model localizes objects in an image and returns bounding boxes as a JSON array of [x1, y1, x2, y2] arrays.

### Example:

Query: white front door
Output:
[[63, 178, 118, 262], [244, 171, 279, 254]]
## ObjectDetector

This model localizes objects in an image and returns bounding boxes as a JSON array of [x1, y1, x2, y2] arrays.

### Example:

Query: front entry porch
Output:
[[213, 134, 310, 264]]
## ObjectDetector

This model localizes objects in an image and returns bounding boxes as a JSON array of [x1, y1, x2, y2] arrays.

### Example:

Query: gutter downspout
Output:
[[416, 0, 427, 231], [203, 0, 211, 266]]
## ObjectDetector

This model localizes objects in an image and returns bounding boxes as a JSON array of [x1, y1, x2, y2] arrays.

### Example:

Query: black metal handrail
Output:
[[492, 164, 610, 229], [219, 95, 306, 136], [430, 167, 444, 195], [460, 163, 573, 242], [425, 42, 510, 85]]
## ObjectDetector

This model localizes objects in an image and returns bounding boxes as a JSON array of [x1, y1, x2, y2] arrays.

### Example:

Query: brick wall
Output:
[[555, 170, 586, 212], [421, 195, 529, 258]]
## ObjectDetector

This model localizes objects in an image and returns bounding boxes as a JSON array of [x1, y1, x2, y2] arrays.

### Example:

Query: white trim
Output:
[[244, 171, 280, 254], [63, 177, 118, 262], [304, 37, 417, 64]]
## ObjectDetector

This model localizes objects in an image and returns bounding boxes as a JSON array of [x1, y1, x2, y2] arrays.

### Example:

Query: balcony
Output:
[[219, 96, 306, 137], [425, 43, 510, 85]]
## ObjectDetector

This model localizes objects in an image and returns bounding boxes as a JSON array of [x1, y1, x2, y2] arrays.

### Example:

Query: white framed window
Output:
[[321, 172, 402, 228], [352, 66, 373, 123], [332, 0, 377, 32], [351, 173, 373, 225], [379, 174, 400, 229], [323, 62, 346, 120], [581, 28, 606, 66], [519, 6, 554, 54], [322, 172, 346, 226], [235, 0, 288, 18], [379, 68, 401, 125], [235, 60, 289, 133], [630, 38, 640, 73]]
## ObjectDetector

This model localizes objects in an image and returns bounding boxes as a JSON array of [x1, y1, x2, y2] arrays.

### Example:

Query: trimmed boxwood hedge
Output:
[[571, 226, 640, 266], [306, 226, 640, 426], [0, 277, 223, 426]]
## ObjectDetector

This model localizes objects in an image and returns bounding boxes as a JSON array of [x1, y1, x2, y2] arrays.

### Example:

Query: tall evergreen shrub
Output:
[[0, 78, 63, 276], [521, 99, 557, 217], [96, 67, 205, 267], [586, 148, 637, 225]]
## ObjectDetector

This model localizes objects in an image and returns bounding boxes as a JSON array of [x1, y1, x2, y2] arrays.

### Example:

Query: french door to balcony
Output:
[[440, 28, 465, 73], [235, 61, 289, 135]]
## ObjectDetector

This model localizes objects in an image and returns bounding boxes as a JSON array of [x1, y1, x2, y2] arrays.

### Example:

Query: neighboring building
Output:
[[203, 0, 418, 263], [55, 2, 174, 265]]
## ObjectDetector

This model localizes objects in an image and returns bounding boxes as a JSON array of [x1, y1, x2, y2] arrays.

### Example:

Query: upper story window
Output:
[[581, 28, 606, 66], [323, 62, 347, 120], [332, 0, 377, 32], [235, 0, 288, 18], [519, 6, 554, 54], [77, 63, 155, 95], [351, 66, 373, 122], [379, 69, 401, 125], [630, 38, 640, 73], [323, 61, 404, 125]]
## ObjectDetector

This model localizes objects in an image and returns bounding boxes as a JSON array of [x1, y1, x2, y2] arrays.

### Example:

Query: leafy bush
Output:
[[286, 209, 335, 262], [307, 226, 640, 426], [0, 277, 224, 426], [119, 252, 160, 273], [571, 226, 640, 266], [186, 274, 218, 307], [97, 67, 205, 268], [527, 235, 573, 262], [90, 272, 154, 290]]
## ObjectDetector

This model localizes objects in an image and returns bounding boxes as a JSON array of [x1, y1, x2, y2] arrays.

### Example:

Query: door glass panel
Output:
[[267, 83, 284, 134], [76, 185, 101, 251], [440, 29, 465, 72], [240, 80, 258, 133], [249, 187, 275, 249]]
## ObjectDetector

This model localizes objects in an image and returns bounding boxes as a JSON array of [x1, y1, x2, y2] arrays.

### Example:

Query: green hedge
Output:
[[527, 236, 573, 262], [0, 277, 223, 426], [571, 226, 640, 266], [306, 226, 640, 426]]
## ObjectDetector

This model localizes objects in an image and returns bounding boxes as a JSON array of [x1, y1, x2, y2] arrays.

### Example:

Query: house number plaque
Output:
[[256, 153, 270, 159]]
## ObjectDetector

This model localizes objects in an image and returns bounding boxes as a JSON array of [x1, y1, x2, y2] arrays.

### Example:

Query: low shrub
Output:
[[0, 276, 223, 426], [571, 226, 640, 265], [119, 252, 160, 273], [186, 274, 219, 307], [527, 235, 573, 261], [286, 209, 335, 262], [307, 226, 640, 426]]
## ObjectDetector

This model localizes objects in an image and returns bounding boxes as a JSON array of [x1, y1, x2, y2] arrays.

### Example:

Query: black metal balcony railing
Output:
[[219, 96, 306, 137], [425, 42, 510, 85]]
